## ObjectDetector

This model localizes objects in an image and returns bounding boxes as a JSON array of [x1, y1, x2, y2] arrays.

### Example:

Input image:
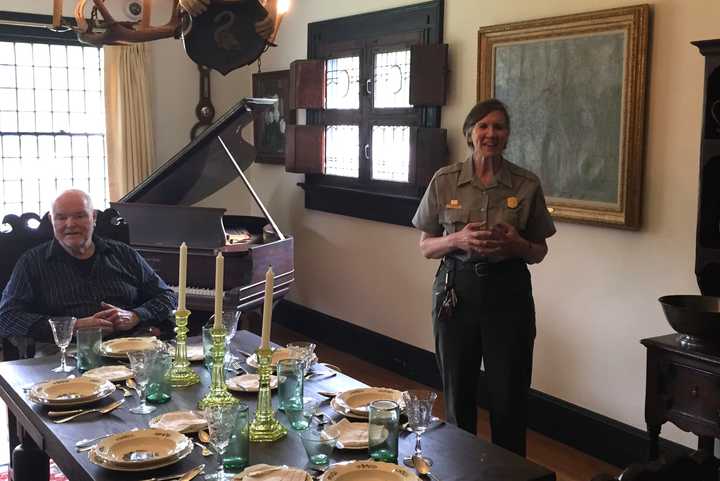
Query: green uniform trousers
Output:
[[432, 258, 536, 457]]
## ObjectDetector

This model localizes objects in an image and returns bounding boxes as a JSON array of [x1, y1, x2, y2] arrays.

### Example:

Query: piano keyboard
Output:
[[169, 285, 221, 298]]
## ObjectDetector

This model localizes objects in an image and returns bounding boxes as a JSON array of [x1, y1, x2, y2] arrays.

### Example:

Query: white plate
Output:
[[320, 461, 420, 481], [235, 464, 312, 481], [100, 337, 165, 358], [83, 365, 134, 382], [325, 419, 369, 450], [226, 374, 278, 392], [88, 442, 192, 472], [94, 428, 191, 467], [335, 388, 403, 416], [246, 348, 318, 368], [148, 410, 207, 433], [29, 378, 116, 407], [167, 344, 204, 362]]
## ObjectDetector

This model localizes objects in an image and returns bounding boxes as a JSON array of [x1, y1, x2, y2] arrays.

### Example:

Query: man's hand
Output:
[[179, 0, 210, 17], [75, 316, 115, 335], [97, 302, 140, 332]]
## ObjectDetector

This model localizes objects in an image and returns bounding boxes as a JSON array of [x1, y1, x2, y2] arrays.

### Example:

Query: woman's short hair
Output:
[[462, 98, 510, 148]]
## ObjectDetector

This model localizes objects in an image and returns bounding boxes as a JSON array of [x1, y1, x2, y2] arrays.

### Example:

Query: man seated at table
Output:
[[0, 189, 177, 346]]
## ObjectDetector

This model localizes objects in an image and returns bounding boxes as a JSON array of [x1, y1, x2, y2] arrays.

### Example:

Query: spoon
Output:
[[126, 378, 140, 396], [194, 441, 212, 457], [198, 429, 210, 443], [413, 455, 440, 481]]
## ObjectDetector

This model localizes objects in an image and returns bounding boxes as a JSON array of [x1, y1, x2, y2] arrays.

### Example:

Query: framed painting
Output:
[[252, 70, 296, 164], [478, 5, 650, 229]]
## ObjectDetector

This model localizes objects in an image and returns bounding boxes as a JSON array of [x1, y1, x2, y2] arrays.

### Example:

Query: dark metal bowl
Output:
[[659, 295, 720, 346]]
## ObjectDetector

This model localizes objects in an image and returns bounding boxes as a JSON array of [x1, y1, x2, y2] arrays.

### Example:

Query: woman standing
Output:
[[412, 99, 556, 457]]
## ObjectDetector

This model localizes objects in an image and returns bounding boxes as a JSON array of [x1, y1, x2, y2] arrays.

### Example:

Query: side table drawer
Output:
[[661, 361, 720, 427]]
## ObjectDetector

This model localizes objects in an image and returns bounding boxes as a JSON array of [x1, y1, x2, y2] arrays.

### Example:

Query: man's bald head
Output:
[[51, 189, 96, 259]]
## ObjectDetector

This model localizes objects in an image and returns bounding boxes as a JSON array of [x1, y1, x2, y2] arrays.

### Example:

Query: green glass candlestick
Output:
[[198, 326, 239, 409], [168, 309, 200, 387], [249, 347, 287, 442]]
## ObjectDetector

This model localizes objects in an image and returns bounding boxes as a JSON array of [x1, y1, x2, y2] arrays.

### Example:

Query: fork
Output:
[[53, 399, 124, 423]]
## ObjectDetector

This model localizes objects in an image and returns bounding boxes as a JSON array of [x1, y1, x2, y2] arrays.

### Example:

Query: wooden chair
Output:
[[0, 208, 129, 361]]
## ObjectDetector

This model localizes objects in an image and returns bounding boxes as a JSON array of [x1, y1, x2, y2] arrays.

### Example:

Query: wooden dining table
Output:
[[0, 330, 556, 481]]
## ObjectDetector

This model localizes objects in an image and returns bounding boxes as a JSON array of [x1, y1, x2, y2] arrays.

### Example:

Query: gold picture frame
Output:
[[478, 5, 650, 229]]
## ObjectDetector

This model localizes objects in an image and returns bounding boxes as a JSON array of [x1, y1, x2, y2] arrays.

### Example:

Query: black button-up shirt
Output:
[[0, 236, 177, 340]]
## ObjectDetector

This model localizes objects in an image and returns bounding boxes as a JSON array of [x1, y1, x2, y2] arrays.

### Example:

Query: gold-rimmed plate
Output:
[[235, 464, 312, 480], [83, 365, 134, 382], [167, 344, 204, 362], [94, 428, 191, 468], [246, 348, 318, 368], [100, 337, 165, 358], [319, 460, 420, 481], [29, 377, 116, 407], [148, 410, 207, 433], [330, 397, 367, 420], [334, 388, 404, 416], [88, 442, 193, 472], [226, 374, 278, 392]]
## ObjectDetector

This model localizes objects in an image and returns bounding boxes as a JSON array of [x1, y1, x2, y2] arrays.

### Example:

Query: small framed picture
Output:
[[252, 70, 296, 164]]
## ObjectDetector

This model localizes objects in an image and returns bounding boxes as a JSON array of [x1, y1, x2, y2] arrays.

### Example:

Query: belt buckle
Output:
[[473, 262, 490, 277]]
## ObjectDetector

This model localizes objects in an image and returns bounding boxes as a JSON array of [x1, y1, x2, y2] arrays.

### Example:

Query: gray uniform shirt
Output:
[[412, 156, 556, 262]]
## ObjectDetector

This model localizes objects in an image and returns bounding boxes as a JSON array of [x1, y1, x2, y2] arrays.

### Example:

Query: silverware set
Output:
[[137, 464, 205, 481], [51, 398, 125, 423]]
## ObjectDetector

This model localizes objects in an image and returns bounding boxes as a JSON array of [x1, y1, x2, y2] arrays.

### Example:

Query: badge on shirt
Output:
[[506, 196, 519, 209], [445, 199, 462, 209]]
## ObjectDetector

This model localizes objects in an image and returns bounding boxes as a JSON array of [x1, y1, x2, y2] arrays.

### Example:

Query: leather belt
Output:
[[454, 259, 526, 278]]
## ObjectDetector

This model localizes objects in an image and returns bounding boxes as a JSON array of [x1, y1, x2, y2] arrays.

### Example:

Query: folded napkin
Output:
[[149, 410, 207, 432], [234, 464, 308, 481], [185, 345, 204, 360], [326, 418, 368, 448], [227, 375, 278, 391]]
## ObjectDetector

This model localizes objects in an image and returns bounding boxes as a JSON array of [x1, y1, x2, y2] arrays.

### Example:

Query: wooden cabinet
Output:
[[642, 334, 720, 460]]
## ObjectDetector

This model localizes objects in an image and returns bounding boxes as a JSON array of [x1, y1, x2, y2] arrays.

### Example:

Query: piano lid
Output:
[[119, 97, 275, 206]]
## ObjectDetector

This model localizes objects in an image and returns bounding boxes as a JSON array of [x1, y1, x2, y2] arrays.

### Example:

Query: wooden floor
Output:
[[270, 323, 622, 481]]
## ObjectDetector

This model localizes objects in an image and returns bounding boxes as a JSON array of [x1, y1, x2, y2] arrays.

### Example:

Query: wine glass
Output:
[[402, 390, 438, 467], [286, 341, 316, 376], [204, 404, 239, 480], [210, 310, 240, 369], [127, 350, 157, 414], [48, 317, 77, 372]]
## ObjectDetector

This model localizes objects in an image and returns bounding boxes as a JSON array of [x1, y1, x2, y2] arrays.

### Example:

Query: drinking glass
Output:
[[204, 404, 239, 480], [202, 324, 214, 369], [75, 327, 102, 372], [285, 397, 320, 431], [127, 350, 157, 414], [48, 317, 76, 372], [277, 358, 303, 411], [223, 403, 249, 472], [402, 390, 438, 467], [368, 400, 400, 463], [146, 351, 173, 404], [286, 341, 316, 375], [299, 427, 338, 467]]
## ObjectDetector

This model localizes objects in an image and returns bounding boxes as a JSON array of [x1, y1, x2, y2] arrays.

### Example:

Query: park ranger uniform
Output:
[[412, 156, 555, 457]]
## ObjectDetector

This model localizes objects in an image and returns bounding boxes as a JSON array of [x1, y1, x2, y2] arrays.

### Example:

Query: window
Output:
[[0, 12, 107, 220], [289, 1, 447, 226]]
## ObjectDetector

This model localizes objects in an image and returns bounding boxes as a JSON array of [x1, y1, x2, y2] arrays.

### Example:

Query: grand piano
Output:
[[112, 98, 293, 315]]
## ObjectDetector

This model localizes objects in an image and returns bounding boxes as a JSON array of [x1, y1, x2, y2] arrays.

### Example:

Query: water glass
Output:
[[277, 358, 303, 411], [402, 390, 438, 466], [205, 404, 239, 480], [209, 310, 240, 366], [75, 327, 102, 372], [202, 324, 214, 369], [299, 427, 338, 466], [368, 400, 400, 463], [146, 351, 173, 404], [48, 317, 76, 373], [223, 403, 249, 472], [285, 397, 320, 431], [127, 350, 157, 414]]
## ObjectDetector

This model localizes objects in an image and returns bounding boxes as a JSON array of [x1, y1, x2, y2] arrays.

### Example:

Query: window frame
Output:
[[300, 0, 444, 226], [0, 11, 108, 219]]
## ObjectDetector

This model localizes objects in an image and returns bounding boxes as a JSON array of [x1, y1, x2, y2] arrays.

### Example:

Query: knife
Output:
[[137, 464, 204, 481]]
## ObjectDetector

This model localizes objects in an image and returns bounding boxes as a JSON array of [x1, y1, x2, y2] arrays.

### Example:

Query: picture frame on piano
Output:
[[252, 70, 296, 164]]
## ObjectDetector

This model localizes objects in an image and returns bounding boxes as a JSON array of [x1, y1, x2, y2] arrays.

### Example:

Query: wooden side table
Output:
[[642, 334, 720, 460]]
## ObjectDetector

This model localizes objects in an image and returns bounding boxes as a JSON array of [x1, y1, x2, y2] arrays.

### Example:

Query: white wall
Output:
[[6, 0, 715, 448]]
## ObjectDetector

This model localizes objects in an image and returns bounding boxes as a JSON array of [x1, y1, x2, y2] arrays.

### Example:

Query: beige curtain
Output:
[[104, 43, 155, 201]]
